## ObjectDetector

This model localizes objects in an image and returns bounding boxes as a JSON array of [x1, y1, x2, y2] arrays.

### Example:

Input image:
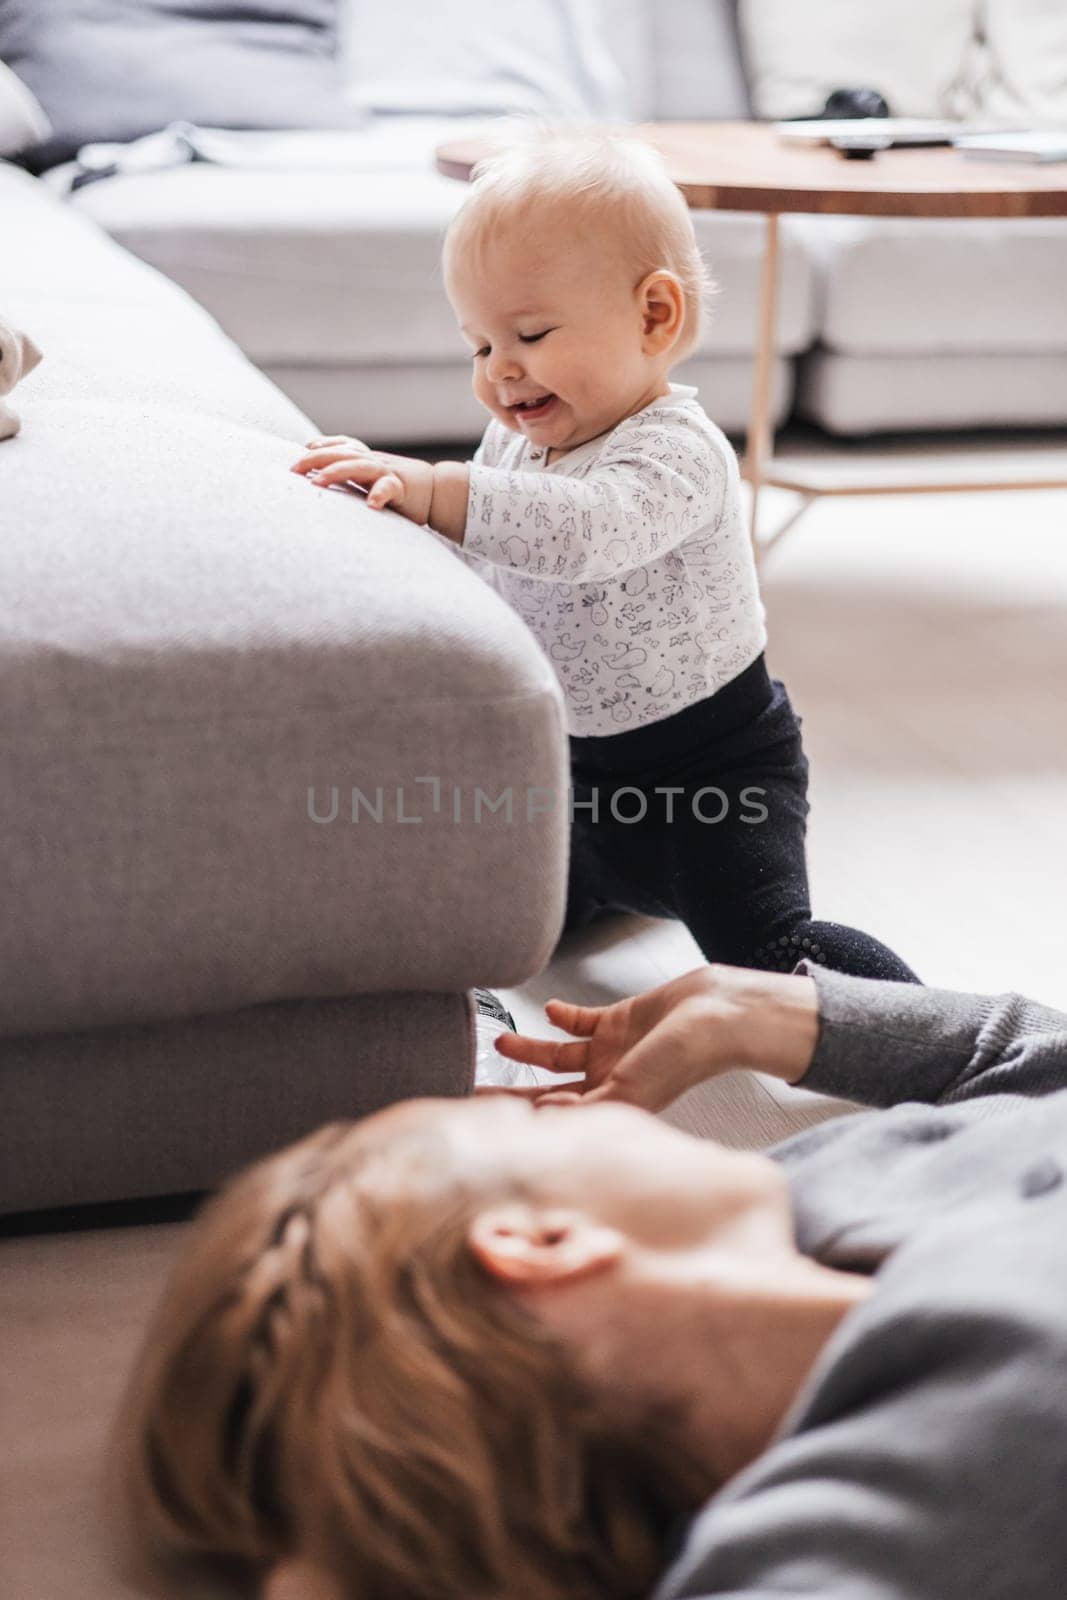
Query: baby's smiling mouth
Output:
[[508, 393, 557, 419]]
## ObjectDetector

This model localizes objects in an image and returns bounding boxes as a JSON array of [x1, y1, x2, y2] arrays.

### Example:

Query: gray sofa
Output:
[[26, 0, 1066, 444], [0, 163, 568, 1214]]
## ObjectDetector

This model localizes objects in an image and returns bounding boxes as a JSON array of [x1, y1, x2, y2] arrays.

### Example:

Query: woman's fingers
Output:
[[578, 1029, 693, 1113], [493, 1031, 589, 1074], [543, 998, 604, 1038]]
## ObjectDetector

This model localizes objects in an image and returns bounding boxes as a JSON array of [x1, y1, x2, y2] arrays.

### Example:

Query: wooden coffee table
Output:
[[436, 122, 1067, 552]]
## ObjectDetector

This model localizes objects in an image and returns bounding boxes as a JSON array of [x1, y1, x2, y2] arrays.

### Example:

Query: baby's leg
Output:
[[670, 802, 920, 982], [659, 733, 920, 984], [563, 790, 675, 934], [561, 669, 918, 983], [563, 810, 612, 933]]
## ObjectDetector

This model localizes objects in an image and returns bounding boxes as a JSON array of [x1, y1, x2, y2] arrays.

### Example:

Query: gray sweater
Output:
[[656, 963, 1067, 1600]]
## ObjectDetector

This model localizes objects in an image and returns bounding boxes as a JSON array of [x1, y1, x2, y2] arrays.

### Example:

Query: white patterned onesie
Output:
[[458, 382, 766, 736]]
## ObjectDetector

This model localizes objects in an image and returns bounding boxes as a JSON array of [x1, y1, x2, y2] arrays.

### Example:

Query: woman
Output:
[[113, 960, 1067, 1600]]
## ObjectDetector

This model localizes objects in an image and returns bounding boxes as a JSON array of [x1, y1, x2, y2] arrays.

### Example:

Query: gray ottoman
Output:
[[0, 163, 568, 1212]]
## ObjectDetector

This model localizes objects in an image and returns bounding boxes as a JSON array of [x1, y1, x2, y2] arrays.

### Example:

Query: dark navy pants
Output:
[[565, 654, 919, 983]]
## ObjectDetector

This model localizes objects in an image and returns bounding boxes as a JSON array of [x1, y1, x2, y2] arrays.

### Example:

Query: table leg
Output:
[[744, 212, 781, 551]]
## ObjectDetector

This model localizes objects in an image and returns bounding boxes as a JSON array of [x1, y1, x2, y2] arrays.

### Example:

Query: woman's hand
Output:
[[493, 965, 820, 1113], [291, 436, 436, 523]]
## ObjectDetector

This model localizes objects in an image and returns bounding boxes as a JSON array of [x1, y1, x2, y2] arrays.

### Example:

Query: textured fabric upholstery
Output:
[[0, 163, 568, 1042], [651, 0, 750, 119], [798, 349, 1067, 434], [739, 0, 977, 119], [793, 216, 1067, 357], [792, 212, 1067, 432], [339, 0, 641, 119], [0, 0, 359, 171], [0, 991, 472, 1214]]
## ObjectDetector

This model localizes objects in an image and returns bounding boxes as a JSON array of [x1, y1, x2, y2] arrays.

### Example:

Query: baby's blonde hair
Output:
[[442, 122, 716, 362], [110, 1113, 708, 1600]]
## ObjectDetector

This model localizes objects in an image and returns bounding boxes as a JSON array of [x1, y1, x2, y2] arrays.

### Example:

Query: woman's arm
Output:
[[495, 963, 1067, 1113], [797, 962, 1067, 1107], [656, 1197, 1067, 1600]]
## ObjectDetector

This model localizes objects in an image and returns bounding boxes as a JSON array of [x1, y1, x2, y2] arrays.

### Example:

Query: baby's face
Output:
[[446, 217, 667, 457]]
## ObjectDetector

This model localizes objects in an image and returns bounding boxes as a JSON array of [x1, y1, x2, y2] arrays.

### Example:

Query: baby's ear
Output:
[[637, 270, 685, 352]]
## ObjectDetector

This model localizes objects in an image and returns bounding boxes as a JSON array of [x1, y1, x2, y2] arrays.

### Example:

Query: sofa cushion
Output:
[[798, 349, 1067, 433], [738, 0, 977, 119], [340, 0, 644, 119], [0, 0, 359, 172], [66, 127, 816, 369], [963, 0, 1067, 125], [792, 216, 1067, 356], [0, 164, 567, 1036], [651, 0, 751, 120], [0, 992, 472, 1213]]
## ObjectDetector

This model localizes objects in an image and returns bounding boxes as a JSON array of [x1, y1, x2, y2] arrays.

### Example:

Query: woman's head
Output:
[[113, 1096, 787, 1600], [442, 124, 717, 455]]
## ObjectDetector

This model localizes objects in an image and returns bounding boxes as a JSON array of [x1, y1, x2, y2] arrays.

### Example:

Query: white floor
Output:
[[500, 478, 1067, 1141]]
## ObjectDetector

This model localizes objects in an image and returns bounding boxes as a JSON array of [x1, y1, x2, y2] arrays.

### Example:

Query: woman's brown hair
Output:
[[111, 1111, 707, 1599]]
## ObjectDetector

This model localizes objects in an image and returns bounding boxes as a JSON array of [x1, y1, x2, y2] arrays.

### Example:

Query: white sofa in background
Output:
[[64, 133, 814, 444], [38, 0, 1064, 447]]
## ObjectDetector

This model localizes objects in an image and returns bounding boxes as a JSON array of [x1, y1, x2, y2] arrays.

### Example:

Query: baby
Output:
[[292, 126, 916, 982]]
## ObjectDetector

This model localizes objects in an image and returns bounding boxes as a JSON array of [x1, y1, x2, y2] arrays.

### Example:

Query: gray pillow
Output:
[[0, 0, 362, 172]]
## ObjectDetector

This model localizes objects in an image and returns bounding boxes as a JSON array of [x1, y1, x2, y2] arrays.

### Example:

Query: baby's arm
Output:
[[464, 436, 729, 583], [289, 425, 730, 577], [291, 435, 469, 542]]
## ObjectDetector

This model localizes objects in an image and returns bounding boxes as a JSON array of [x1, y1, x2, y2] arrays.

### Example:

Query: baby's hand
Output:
[[291, 437, 435, 524]]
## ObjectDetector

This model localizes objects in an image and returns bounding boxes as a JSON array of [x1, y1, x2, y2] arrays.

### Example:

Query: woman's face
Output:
[[370, 1094, 788, 1259]]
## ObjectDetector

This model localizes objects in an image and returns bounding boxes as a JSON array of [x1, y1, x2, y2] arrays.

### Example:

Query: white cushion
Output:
[[69, 149, 816, 368], [339, 0, 641, 119], [962, 0, 1067, 125], [0, 59, 50, 158], [738, 0, 977, 119], [651, 0, 751, 120], [71, 159, 474, 364], [798, 348, 1067, 432], [792, 216, 1067, 355]]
